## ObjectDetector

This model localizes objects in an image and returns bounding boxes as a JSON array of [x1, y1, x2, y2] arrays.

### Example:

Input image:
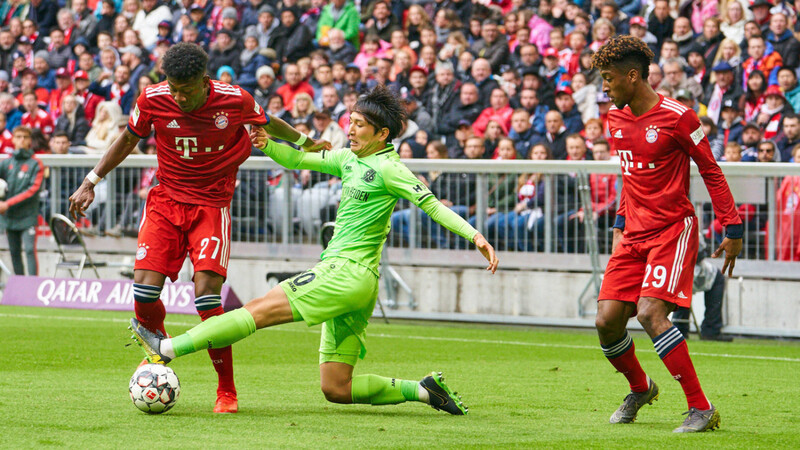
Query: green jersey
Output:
[[261, 140, 478, 274]]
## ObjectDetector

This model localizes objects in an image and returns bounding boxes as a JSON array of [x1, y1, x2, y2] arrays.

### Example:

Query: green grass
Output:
[[1, 305, 799, 449]]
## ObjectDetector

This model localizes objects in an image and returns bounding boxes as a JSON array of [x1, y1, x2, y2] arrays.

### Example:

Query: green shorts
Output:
[[279, 257, 379, 366]]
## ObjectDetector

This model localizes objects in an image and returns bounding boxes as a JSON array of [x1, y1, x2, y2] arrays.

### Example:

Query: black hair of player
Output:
[[162, 43, 209, 82], [353, 84, 407, 142], [591, 35, 653, 81]]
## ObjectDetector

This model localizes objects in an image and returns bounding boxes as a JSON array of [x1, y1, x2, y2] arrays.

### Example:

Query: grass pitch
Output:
[[1, 305, 799, 449]]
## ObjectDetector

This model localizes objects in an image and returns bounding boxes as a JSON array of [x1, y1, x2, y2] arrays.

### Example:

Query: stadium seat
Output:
[[49, 213, 109, 278]]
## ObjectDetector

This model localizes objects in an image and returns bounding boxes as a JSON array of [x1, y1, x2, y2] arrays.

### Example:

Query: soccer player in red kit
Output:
[[592, 36, 743, 433], [68, 43, 329, 413]]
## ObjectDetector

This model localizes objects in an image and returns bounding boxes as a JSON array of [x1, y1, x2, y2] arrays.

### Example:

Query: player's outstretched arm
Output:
[[259, 138, 342, 177], [68, 129, 141, 219], [712, 237, 743, 277], [262, 114, 332, 152]]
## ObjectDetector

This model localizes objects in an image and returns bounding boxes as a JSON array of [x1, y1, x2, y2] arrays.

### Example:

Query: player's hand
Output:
[[0, 201, 8, 214], [611, 228, 623, 253], [250, 126, 268, 149], [712, 237, 743, 277], [474, 232, 499, 274], [302, 138, 332, 153], [68, 181, 95, 219]]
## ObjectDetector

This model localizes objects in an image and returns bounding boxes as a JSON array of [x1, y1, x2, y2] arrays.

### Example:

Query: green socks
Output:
[[351, 374, 420, 405], [171, 308, 257, 357]]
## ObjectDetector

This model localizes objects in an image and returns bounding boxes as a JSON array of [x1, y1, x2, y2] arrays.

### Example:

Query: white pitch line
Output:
[[2, 312, 799, 363]]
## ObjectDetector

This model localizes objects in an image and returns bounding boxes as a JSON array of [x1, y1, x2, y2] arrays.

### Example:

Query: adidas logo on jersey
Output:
[[614, 129, 623, 138], [167, 120, 180, 128], [677, 291, 688, 299]]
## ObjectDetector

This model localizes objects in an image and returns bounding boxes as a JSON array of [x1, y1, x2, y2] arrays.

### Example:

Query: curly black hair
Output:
[[591, 35, 654, 81], [353, 84, 407, 142], [162, 42, 209, 81]]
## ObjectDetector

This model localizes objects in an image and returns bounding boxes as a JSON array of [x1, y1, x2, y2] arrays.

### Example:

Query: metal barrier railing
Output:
[[36, 155, 800, 275]]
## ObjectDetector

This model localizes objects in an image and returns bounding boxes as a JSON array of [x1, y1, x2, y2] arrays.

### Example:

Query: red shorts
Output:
[[134, 186, 232, 281], [598, 216, 698, 309]]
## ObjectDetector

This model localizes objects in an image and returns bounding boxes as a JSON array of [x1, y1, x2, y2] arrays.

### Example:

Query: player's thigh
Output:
[[185, 205, 231, 279], [598, 242, 647, 305], [135, 198, 186, 281], [640, 217, 699, 309], [245, 284, 295, 328], [280, 258, 379, 327]]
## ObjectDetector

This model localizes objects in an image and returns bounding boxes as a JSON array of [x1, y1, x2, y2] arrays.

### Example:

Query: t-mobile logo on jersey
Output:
[[617, 150, 656, 176], [174, 137, 225, 160]]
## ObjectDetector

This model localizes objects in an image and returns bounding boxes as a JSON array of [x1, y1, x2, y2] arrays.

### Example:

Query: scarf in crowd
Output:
[[430, 81, 455, 124], [707, 83, 726, 124], [742, 57, 761, 90], [745, 94, 765, 122]]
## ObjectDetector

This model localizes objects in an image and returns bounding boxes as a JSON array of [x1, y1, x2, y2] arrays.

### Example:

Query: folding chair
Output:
[[49, 214, 108, 278]]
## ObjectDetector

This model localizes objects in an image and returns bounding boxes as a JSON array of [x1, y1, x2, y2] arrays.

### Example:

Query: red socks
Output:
[[196, 298, 236, 397], [653, 327, 710, 410], [133, 283, 166, 335], [601, 332, 649, 392]]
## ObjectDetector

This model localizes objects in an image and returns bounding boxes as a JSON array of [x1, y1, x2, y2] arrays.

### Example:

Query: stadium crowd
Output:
[[0, 0, 799, 260]]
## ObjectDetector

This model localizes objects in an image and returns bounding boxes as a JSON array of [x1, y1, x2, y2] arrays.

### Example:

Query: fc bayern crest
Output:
[[136, 246, 147, 260], [645, 125, 660, 143], [213, 112, 229, 129]]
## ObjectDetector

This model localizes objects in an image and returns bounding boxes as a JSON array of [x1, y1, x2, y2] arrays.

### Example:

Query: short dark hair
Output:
[[162, 42, 209, 81], [353, 84, 407, 142], [592, 35, 654, 80], [52, 130, 69, 140]]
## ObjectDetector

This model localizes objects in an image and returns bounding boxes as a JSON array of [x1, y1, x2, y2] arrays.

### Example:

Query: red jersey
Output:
[[609, 95, 741, 242], [21, 109, 55, 137], [0, 129, 13, 154], [127, 80, 269, 207]]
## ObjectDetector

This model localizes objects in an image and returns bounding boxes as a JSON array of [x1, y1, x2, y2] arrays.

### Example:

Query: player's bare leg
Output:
[[638, 297, 720, 432], [133, 270, 167, 368], [321, 361, 468, 415], [193, 271, 240, 413], [596, 300, 658, 424]]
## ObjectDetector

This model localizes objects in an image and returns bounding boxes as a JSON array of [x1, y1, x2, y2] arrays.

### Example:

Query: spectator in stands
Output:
[[266, 94, 292, 123], [541, 47, 568, 90], [208, 29, 241, 77], [554, 86, 584, 134], [29, 1, 58, 35], [756, 139, 778, 163], [82, 100, 121, 154], [723, 141, 742, 162], [711, 39, 743, 80], [0, 125, 43, 276], [517, 88, 548, 136], [56, 7, 82, 46], [720, 0, 748, 44], [468, 57, 498, 110], [32, 50, 55, 91], [776, 144, 800, 260], [629, 16, 658, 56], [743, 35, 782, 90], [0, 30, 14, 74], [49, 130, 70, 154], [647, 62, 663, 90], [482, 119, 508, 159], [544, 110, 568, 159], [589, 18, 614, 53], [582, 118, 604, 151], [310, 108, 347, 152], [246, 5, 280, 51], [46, 27, 72, 69], [132, 0, 172, 49], [54, 94, 88, 145], [426, 62, 459, 136], [570, 72, 598, 124], [657, 39, 681, 67], [694, 17, 724, 69], [599, 1, 630, 36], [325, 28, 356, 63], [473, 88, 512, 138], [661, 58, 703, 100], [401, 88, 433, 135], [20, 91, 53, 139], [776, 114, 800, 162], [276, 62, 314, 111], [319, 86, 347, 122], [672, 16, 695, 59], [648, 0, 674, 50], [438, 82, 481, 148], [317, 0, 360, 49], [778, 67, 800, 113], [90, 63, 134, 113], [758, 85, 792, 140], [739, 122, 763, 161], [289, 92, 316, 126], [277, 7, 312, 63], [466, 136, 518, 230], [364, 1, 400, 43], [509, 109, 540, 159], [699, 116, 724, 160], [743, 68, 767, 122], [0, 112, 13, 154], [765, 9, 800, 69], [704, 61, 742, 125]]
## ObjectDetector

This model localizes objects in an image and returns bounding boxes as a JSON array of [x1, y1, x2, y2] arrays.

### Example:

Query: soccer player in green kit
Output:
[[131, 85, 499, 415]]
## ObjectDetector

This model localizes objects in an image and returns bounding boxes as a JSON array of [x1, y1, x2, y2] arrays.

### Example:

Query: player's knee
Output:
[[320, 382, 350, 404], [595, 314, 616, 334]]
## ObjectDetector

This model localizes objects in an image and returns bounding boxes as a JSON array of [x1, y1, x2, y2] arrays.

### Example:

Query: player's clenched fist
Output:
[[249, 126, 268, 149]]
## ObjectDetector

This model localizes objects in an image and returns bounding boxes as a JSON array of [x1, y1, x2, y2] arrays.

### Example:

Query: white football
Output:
[[129, 364, 180, 414]]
